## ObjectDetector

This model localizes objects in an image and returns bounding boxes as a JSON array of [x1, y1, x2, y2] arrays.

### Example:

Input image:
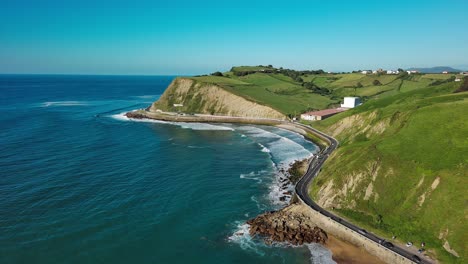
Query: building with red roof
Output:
[[300, 108, 348, 121]]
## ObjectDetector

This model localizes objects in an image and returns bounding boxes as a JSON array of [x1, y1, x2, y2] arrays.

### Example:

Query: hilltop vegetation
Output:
[[307, 80, 467, 263], [180, 65, 463, 117]]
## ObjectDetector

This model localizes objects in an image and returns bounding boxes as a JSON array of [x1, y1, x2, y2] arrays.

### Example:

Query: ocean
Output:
[[0, 75, 335, 263]]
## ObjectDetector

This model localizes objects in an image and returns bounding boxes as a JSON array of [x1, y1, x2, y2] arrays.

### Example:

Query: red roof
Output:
[[302, 108, 347, 117]]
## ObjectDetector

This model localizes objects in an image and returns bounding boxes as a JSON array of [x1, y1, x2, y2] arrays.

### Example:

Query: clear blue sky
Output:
[[1, 0, 467, 75]]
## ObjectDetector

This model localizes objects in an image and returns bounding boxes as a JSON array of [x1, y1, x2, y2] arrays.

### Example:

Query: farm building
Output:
[[300, 108, 347, 121], [341, 97, 362, 108]]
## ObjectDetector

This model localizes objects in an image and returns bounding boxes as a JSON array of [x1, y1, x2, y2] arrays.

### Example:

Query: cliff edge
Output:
[[150, 78, 286, 119]]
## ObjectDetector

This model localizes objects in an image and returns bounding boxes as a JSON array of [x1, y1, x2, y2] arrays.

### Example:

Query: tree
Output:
[[356, 82, 363, 88], [373, 79, 382, 86], [211, 71, 223, 77]]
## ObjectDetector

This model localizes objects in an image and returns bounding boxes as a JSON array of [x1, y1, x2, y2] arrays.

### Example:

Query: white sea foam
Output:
[[236, 126, 281, 139], [132, 95, 159, 99], [228, 223, 336, 263], [112, 112, 235, 131], [236, 126, 315, 206], [40, 101, 89, 107], [228, 222, 265, 256], [240, 171, 263, 184], [239, 126, 313, 166], [178, 122, 234, 131], [307, 243, 336, 264], [250, 195, 267, 211], [187, 145, 207, 149], [258, 143, 271, 153]]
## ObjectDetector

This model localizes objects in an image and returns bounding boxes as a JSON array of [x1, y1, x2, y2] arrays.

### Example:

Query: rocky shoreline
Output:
[[247, 203, 328, 246], [276, 159, 309, 203], [125, 110, 390, 263]]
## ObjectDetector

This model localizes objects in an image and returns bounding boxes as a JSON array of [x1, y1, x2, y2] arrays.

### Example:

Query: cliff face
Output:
[[150, 78, 286, 119]]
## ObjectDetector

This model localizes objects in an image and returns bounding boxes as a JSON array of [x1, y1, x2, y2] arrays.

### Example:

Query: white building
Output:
[[361, 70, 369, 74], [300, 108, 347, 121], [341, 97, 362, 108]]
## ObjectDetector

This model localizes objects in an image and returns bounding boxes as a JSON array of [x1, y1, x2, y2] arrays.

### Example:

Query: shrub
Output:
[[211, 71, 223, 77]]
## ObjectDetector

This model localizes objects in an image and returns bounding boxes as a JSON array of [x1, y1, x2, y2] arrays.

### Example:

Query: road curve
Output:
[[292, 122, 431, 264], [129, 110, 432, 264]]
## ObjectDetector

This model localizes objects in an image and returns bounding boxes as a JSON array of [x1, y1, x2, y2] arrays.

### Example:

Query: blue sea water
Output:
[[0, 75, 334, 264]]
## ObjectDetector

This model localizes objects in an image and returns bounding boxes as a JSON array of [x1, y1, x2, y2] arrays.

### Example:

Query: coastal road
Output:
[[292, 122, 431, 264], [132, 110, 432, 263]]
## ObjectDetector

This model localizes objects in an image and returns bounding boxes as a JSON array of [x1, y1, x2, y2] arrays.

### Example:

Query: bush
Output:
[[373, 80, 382, 86], [211, 71, 223, 77], [454, 77, 468, 93]]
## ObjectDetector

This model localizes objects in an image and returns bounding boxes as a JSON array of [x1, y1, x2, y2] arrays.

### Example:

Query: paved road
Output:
[[135, 110, 431, 263], [292, 122, 431, 264]]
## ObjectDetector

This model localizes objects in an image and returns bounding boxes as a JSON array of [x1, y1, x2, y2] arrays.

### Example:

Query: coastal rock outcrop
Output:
[[247, 204, 328, 246], [149, 78, 286, 119]]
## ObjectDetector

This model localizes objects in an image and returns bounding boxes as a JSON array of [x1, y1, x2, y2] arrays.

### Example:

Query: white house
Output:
[[361, 70, 369, 74], [341, 97, 362, 108], [455, 78, 461, 82]]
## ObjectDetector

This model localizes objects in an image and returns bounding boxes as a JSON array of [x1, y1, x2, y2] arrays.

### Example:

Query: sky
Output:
[[1, 0, 467, 75]]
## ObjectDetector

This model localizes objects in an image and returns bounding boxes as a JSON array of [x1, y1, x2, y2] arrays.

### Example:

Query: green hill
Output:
[[308, 80, 468, 263], [176, 66, 464, 116], [150, 65, 467, 262]]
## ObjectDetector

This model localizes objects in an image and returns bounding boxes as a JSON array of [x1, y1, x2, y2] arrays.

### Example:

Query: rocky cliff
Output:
[[150, 78, 286, 119]]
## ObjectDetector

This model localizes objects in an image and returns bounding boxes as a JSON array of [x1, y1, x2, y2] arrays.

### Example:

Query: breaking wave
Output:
[[307, 243, 336, 264], [228, 222, 265, 256], [112, 112, 235, 131], [40, 101, 89, 107]]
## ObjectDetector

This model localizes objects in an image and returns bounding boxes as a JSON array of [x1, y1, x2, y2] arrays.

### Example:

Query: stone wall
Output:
[[297, 197, 415, 264]]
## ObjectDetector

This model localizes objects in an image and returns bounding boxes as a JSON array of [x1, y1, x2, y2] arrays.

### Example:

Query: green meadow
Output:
[[308, 81, 467, 263], [188, 66, 463, 117]]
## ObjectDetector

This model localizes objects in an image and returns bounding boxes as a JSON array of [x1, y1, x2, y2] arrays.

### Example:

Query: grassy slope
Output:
[[191, 73, 335, 115], [183, 67, 460, 117], [308, 82, 467, 263]]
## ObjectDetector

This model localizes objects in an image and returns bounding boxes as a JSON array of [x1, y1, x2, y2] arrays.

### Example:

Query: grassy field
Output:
[[191, 72, 336, 115], [308, 81, 468, 263], [185, 67, 462, 116]]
